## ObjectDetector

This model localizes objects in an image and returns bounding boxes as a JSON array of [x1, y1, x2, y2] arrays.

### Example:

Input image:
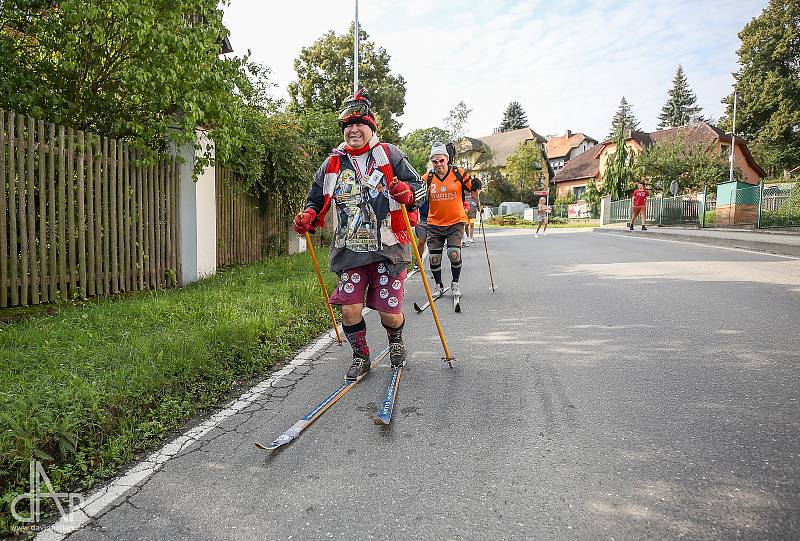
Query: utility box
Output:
[[715, 180, 759, 226]]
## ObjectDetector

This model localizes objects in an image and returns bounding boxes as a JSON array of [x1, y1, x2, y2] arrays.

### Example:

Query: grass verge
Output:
[[482, 221, 599, 229], [0, 249, 338, 535]]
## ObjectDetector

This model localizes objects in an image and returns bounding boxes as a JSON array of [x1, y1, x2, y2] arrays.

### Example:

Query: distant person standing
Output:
[[463, 192, 478, 246], [535, 197, 550, 238], [629, 181, 649, 231]]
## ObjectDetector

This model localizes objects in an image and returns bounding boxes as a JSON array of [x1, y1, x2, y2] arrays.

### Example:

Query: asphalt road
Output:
[[58, 228, 800, 540]]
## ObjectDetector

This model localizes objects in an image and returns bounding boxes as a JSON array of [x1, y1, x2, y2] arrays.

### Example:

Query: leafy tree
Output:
[[0, 0, 251, 174], [584, 178, 601, 218], [287, 24, 406, 143], [720, 0, 800, 176], [602, 127, 637, 199], [554, 191, 576, 206], [498, 101, 528, 132], [443, 101, 472, 142], [607, 96, 640, 139], [400, 127, 450, 173], [505, 140, 547, 203], [295, 107, 343, 163], [635, 134, 737, 193], [657, 65, 704, 128], [482, 175, 520, 206]]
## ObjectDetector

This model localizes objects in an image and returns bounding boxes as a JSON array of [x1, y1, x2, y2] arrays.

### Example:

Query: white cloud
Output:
[[223, 0, 767, 140]]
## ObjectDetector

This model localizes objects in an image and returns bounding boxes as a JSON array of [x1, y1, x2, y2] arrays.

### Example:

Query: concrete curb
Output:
[[592, 228, 800, 258]]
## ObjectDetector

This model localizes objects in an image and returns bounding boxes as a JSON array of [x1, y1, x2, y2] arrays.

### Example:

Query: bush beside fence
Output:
[[215, 166, 289, 267]]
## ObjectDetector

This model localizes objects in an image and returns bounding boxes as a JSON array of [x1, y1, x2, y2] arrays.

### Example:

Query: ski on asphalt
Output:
[[373, 363, 403, 426], [413, 286, 450, 313], [255, 346, 390, 451], [453, 293, 461, 313]]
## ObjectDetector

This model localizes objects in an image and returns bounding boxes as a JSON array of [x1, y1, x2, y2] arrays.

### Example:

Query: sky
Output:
[[222, 0, 768, 141]]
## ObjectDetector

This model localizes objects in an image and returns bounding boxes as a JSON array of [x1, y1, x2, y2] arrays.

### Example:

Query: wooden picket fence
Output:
[[0, 109, 180, 308], [216, 166, 289, 266]]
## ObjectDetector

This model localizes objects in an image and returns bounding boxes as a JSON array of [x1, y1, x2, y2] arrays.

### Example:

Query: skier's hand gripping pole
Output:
[[476, 193, 496, 292], [304, 231, 344, 345], [398, 204, 456, 364]]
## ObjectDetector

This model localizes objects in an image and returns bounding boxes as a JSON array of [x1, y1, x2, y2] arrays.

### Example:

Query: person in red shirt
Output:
[[629, 181, 649, 231]]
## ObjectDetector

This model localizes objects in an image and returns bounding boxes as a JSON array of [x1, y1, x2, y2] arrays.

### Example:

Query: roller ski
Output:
[[374, 343, 405, 425], [414, 283, 449, 313], [256, 347, 390, 451], [451, 281, 462, 313]]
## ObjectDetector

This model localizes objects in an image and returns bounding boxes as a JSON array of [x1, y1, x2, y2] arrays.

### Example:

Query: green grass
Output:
[[483, 216, 600, 229], [0, 250, 338, 535]]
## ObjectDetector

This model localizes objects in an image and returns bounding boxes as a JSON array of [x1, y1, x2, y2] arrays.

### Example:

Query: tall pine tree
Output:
[[603, 126, 637, 200], [657, 65, 704, 129], [607, 96, 641, 139], [498, 101, 528, 132]]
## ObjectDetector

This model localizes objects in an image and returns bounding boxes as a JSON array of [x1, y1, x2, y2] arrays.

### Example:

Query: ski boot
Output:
[[389, 342, 406, 368], [346, 353, 370, 381], [452, 281, 462, 312]]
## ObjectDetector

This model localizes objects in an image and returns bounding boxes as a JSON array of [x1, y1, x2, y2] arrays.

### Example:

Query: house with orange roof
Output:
[[552, 122, 765, 201], [545, 130, 597, 174]]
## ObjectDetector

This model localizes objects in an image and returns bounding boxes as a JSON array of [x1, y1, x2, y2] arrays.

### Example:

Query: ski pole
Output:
[[399, 204, 456, 364], [475, 193, 496, 292], [304, 231, 343, 345]]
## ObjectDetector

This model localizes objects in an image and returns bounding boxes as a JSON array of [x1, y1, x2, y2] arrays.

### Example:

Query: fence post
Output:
[[600, 195, 611, 225], [629, 198, 633, 225], [756, 179, 764, 229], [700, 187, 707, 228], [659, 193, 664, 227]]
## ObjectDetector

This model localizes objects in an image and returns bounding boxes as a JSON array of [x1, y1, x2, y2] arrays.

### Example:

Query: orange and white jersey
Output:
[[427, 167, 478, 227]]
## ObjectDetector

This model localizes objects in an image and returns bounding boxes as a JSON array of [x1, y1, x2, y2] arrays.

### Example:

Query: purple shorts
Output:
[[329, 262, 407, 314]]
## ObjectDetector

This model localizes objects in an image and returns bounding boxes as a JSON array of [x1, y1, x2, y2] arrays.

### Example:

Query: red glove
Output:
[[293, 208, 317, 235], [389, 179, 414, 205]]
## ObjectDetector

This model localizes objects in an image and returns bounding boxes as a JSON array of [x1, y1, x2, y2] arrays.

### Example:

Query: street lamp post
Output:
[[729, 91, 737, 183], [353, 0, 359, 93]]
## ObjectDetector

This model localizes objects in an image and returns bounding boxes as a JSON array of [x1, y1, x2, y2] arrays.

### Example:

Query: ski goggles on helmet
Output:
[[338, 101, 371, 124]]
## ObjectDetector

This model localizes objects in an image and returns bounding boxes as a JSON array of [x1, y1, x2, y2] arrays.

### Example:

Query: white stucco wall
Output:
[[178, 130, 217, 283]]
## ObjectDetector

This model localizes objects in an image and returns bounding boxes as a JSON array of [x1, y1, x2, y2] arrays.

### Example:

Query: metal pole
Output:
[[353, 0, 359, 94], [701, 186, 707, 228], [757, 179, 764, 229], [729, 91, 737, 183]]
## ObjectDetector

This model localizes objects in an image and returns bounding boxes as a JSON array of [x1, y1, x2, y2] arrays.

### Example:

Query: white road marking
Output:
[[593, 231, 800, 261]]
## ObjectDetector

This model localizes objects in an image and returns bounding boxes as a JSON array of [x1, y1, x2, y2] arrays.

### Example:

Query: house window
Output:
[[573, 186, 586, 200], [721, 144, 729, 158]]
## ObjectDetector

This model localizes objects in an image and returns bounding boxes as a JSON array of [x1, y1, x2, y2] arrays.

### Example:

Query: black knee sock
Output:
[[343, 318, 369, 358], [382, 318, 404, 344], [451, 261, 462, 283], [430, 249, 443, 286]]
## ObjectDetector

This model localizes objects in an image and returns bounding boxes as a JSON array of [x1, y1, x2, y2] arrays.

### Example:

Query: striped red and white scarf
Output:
[[317, 135, 417, 244]]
